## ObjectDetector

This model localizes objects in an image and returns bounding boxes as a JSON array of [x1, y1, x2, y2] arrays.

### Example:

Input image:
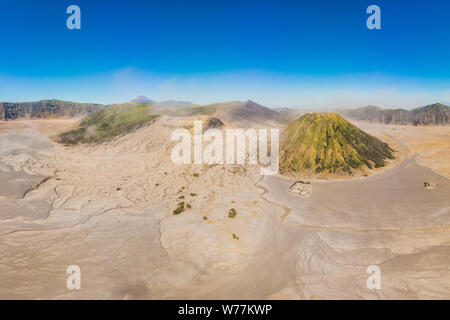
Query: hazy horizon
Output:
[[1, 0, 449, 109]]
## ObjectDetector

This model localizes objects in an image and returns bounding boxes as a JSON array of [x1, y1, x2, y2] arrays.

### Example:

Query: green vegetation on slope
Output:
[[58, 103, 157, 144], [280, 113, 395, 175], [150, 104, 217, 117]]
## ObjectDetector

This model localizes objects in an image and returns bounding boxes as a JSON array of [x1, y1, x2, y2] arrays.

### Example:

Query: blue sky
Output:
[[0, 0, 449, 108]]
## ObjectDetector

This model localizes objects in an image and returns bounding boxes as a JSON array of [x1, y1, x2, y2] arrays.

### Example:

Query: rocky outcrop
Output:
[[338, 103, 450, 125], [0, 100, 104, 120]]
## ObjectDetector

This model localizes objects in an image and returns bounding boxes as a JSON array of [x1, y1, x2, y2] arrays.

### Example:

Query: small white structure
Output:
[[289, 181, 312, 198], [424, 182, 438, 190]]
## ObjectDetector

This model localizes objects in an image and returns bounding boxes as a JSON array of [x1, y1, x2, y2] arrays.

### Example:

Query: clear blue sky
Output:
[[1, 0, 449, 108]]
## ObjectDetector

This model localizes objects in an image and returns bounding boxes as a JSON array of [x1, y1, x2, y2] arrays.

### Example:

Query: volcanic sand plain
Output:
[[0, 119, 449, 299]]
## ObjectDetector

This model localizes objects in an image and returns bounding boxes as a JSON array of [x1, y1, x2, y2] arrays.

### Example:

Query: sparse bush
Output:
[[173, 202, 185, 215], [228, 208, 237, 218]]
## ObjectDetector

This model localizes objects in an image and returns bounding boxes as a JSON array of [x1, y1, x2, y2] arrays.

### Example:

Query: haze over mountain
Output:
[[130, 96, 194, 107], [130, 96, 154, 104], [59, 103, 157, 144], [56, 99, 286, 146], [280, 113, 395, 175], [153, 100, 195, 107], [337, 103, 450, 125], [209, 100, 284, 125], [148, 99, 285, 125]]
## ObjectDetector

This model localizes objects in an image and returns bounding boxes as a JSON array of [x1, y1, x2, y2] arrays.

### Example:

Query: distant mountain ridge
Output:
[[338, 103, 449, 125], [0, 100, 104, 120], [4, 98, 447, 126], [0, 96, 196, 120]]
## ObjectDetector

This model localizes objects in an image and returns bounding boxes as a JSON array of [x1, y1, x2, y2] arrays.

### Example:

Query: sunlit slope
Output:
[[280, 113, 395, 174], [58, 103, 157, 144]]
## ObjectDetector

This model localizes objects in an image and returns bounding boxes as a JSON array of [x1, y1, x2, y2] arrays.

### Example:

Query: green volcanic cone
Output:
[[280, 112, 395, 175]]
